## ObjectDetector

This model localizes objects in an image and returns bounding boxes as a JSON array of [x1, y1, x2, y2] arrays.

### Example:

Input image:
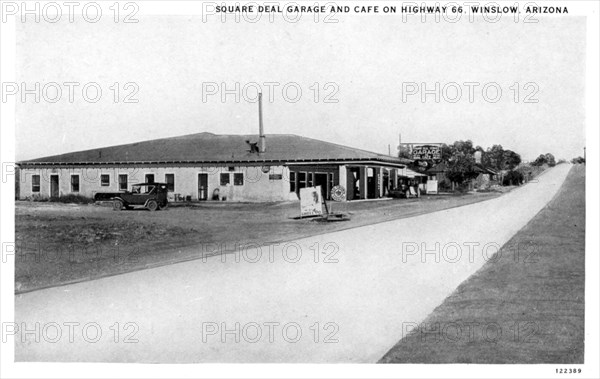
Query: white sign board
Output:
[[300, 186, 323, 217], [411, 144, 442, 160], [427, 179, 439, 194]]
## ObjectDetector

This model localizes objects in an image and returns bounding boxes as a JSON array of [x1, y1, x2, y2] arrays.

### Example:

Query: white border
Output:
[[1, 1, 598, 378]]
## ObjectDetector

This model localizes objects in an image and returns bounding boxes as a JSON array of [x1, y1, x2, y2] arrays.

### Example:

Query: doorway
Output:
[[50, 175, 59, 198], [198, 173, 208, 201], [314, 173, 329, 200]]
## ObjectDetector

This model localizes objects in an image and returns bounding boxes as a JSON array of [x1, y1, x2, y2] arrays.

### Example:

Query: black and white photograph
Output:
[[0, 1, 598, 378]]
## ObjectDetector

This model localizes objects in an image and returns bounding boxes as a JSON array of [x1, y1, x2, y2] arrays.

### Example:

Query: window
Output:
[[71, 175, 80, 192], [298, 172, 307, 189], [307, 172, 313, 187], [233, 173, 244, 186], [220, 173, 230, 186], [32, 175, 40, 192], [165, 174, 175, 192], [101, 174, 110, 186], [118, 174, 128, 191], [289, 172, 296, 192]]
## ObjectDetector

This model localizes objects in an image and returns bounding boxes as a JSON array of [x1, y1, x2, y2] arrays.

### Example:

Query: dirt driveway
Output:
[[16, 191, 500, 292]]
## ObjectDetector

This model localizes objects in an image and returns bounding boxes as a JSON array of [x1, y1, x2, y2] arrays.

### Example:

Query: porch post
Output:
[[378, 167, 384, 198], [360, 166, 367, 199], [339, 165, 347, 201]]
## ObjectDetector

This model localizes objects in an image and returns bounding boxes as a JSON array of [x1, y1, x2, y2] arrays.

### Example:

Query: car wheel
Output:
[[147, 200, 158, 211], [113, 200, 124, 211]]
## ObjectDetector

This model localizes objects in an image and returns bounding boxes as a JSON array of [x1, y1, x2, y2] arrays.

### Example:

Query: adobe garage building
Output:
[[17, 132, 412, 203]]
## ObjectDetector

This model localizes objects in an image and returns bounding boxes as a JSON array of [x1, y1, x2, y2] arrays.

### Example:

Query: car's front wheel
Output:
[[147, 200, 158, 211]]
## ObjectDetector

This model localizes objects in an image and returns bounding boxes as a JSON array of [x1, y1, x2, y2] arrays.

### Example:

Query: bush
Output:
[[49, 194, 94, 204], [438, 178, 452, 191], [503, 170, 524, 186]]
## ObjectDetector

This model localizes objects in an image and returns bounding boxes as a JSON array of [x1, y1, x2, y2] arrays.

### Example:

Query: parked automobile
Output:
[[94, 182, 169, 211], [389, 182, 421, 198]]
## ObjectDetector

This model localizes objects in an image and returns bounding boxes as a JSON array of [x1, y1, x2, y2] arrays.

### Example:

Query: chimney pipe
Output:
[[258, 92, 266, 153]]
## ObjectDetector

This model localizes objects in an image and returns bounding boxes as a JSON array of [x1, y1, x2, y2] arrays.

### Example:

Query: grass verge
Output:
[[379, 164, 584, 363]]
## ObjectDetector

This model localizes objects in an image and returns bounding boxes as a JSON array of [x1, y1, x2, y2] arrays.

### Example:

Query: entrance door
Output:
[[367, 168, 376, 199], [50, 175, 59, 198], [144, 174, 155, 193], [198, 173, 208, 201], [314, 173, 329, 200]]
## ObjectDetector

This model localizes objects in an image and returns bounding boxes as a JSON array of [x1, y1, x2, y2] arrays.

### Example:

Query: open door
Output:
[[198, 173, 208, 200], [314, 173, 329, 200]]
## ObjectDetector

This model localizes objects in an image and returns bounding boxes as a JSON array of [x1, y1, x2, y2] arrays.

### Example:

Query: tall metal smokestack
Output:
[[258, 92, 266, 153]]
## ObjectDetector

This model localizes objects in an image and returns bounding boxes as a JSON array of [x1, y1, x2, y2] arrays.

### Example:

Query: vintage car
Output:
[[388, 182, 421, 199], [94, 183, 169, 211]]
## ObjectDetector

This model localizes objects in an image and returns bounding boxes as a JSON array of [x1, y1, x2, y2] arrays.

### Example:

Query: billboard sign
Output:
[[300, 186, 323, 217], [409, 143, 443, 160]]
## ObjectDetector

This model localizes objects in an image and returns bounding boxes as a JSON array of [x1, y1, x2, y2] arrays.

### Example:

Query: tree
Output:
[[502, 150, 522, 170], [503, 170, 524, 186], [398, 145, 411, 159], [545, 153, 556, 167], [440, 143, 454, 162], [533, 153, 556, 167], [452, 140, 476, 156], [446, 153, 479, 184], [483, 145, 521, 171], [485, 144, 504, 170]]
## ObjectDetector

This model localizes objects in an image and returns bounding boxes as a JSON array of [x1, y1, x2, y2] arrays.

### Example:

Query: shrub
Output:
[[503, 170, 524, 186], [438, 178, 452, 191], [49, 194, 94, 204]]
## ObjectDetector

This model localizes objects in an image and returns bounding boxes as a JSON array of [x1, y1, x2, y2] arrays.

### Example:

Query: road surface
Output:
[[14, 164, 571, 363]]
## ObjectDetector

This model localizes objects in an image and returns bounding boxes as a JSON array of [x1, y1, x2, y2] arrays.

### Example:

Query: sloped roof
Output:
[[19, 133, 411, 167], [400, 167, 428, 177], [474, 164, 498, 175], [426, 162, 449, 173]]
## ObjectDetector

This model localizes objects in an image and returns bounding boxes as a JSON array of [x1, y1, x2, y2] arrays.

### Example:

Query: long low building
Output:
[[17, 132, 412, 202]]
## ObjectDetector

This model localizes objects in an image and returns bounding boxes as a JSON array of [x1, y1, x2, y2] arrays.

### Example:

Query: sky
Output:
[[15, 11, 586, 162]]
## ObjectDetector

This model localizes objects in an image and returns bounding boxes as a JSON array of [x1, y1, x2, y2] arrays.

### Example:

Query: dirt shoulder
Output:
[[379, 164, 585, 364], [16, 191, 500, 293]]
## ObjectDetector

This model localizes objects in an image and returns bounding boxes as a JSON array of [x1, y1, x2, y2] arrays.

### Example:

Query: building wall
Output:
[[18, 165, 295, 202]]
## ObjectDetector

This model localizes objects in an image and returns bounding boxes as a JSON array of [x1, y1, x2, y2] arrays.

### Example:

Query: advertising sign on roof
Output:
[[409, 143, 443, 160]]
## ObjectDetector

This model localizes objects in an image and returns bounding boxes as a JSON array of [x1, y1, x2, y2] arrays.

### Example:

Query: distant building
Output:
[[426, 161, 498, 189], [17, 133, 412, 202]]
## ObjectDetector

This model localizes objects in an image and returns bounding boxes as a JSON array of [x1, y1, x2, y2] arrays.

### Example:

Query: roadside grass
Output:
[[379, 164, 585, 363], [15, 191, 500, 293]]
